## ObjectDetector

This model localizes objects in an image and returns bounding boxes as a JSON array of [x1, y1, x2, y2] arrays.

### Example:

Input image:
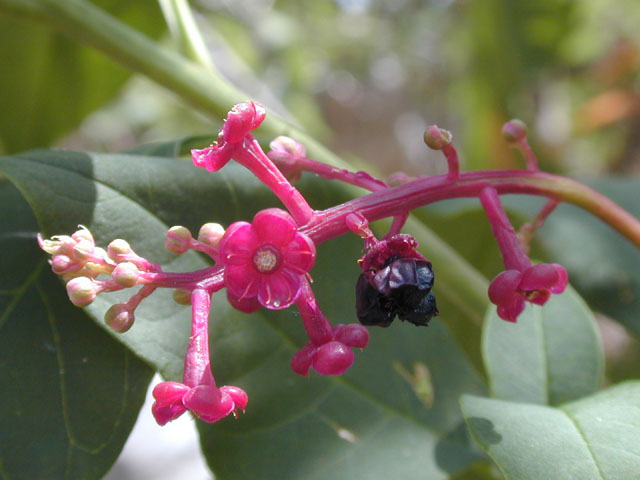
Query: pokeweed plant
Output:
[[2, 1, 640, 479]]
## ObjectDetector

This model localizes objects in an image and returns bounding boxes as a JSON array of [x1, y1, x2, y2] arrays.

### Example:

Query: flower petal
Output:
[[252, 208, 296, 247], [497, 296, 525, 323], [227, 290, 261, 313], [519, 263, 560, 291], [550, 264, 569, 294], [281, 232, 316, 273], [183, 385, 234, 423], [488, 270, 522, 305], [219, 222, 257, 265], [225, 264, 259, 299], [257, 269, 301, 309]]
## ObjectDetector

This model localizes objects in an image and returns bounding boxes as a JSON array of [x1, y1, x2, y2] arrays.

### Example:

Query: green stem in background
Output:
[[0, 0, 349, 170], [158, 0, 215, 71]]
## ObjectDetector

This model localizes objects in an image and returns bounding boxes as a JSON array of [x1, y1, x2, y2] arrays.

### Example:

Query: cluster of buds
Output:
[[39, 102, 579, 427]]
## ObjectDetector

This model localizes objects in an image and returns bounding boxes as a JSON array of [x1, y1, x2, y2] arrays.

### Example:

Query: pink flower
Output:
[[152, 381, 248, 426], [291, 324, 369, 376], [191, 102, 266, 172], [219, 208, 316, 309], [488, 263, 569, 322]]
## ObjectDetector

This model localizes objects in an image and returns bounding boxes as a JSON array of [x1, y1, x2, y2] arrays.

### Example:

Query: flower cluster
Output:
[[38, 103, 575, 428]]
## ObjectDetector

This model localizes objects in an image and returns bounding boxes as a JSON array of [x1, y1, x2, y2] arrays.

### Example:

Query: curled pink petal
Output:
[[220, 385, 249, 413], [488, 270, 521, 305], [182, 384, 234, 423], [191, 142, 235, 172], [550, 264, 569, 294], [151, 381, 190, 426], [333, 324, 369, 348], [291, 343, 316, 376], [519, 263, 559, 291], [312, 341, 354, 376], [222, 102, 266, 143], [497, 297, 525, 323]]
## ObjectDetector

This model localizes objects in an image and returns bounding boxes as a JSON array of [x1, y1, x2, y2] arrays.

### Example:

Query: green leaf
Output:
[[0, 149, 488, 478], [0, 180, 153, 480], [461, 381, 640, 480], [482, 287, 603, 405], [0, 1, 165, 153]]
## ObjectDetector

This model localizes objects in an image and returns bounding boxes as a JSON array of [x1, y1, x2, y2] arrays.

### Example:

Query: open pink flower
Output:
[[191, 102, 266, 172], [219, 208, 316, 309], [488, 263, 568, 322], [152, 381, 248, 426]]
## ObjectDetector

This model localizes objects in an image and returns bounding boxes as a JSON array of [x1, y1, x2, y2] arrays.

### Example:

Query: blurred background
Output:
[[2, 0, 640, 478], [3, 0, 640, 178]]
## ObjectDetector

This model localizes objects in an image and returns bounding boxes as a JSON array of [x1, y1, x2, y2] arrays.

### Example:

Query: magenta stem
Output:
[[516, 138, 539, 171], [182, 288, 215, 388], [479, 186, 531, 272], [296, 279, 333, 346], [300, 170, 640, 250], [234, 136, 315, 225], [442, 144, 460, 181], [283, 154, 409, 235]]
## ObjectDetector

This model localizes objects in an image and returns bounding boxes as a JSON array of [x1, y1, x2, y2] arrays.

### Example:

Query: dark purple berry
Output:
[[355, 250, 438, 328]]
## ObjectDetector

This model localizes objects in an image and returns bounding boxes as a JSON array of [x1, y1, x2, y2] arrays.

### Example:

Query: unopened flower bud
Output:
[[71, 226, 95, 245], [166, 226, 192, 255], [104, 304, 135, 332], [51, 255, 79, 274], [66, 277, 97, 307], [107, 239, 133, 262], [423, 125, 452, 150], [501, 119, 528, 143], [72, 239, 95, 261], [269, 136, 306, 159], [113, 262, 140, 288], [172, 288, 192, 305], [197, 223, 225, 248]]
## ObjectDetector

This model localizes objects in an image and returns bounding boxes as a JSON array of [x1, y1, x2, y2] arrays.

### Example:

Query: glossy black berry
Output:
[[355, 257, 438, 328]]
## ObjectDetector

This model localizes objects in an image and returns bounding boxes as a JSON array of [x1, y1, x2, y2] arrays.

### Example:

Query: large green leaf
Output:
[[461, 381, 640, 480], [0, 180, 153, 480], [482, 288, 603, 405], [0, 1, 165, 153], [0, 149, 488, 478]]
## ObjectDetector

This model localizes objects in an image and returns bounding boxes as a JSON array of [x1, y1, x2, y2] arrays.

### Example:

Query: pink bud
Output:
[[104, 304, 135, 332], [197, 223, 225, 248], [165, 226, 193, 255], [502, 119, 528, 143], [107, 239, 133, 262], [423, 125, 453, 150], [112, 262, 140, 288], [66, 277, 97, 307]]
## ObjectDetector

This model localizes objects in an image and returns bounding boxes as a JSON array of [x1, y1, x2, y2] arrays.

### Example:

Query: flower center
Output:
[[253, 245, 282, 273]]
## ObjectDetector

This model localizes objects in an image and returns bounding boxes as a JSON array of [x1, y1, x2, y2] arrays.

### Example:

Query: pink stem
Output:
[[233, 136, 315, 225], [281, 154, 409, 235], [182, 288, 215, 388], [479, 186, 531, 272], [442, 143, 460, 182], [518, 199, 558, 249], [516, 138, 539, 171], [296, 279, 333, 346], [300, 170, 640, 250]]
